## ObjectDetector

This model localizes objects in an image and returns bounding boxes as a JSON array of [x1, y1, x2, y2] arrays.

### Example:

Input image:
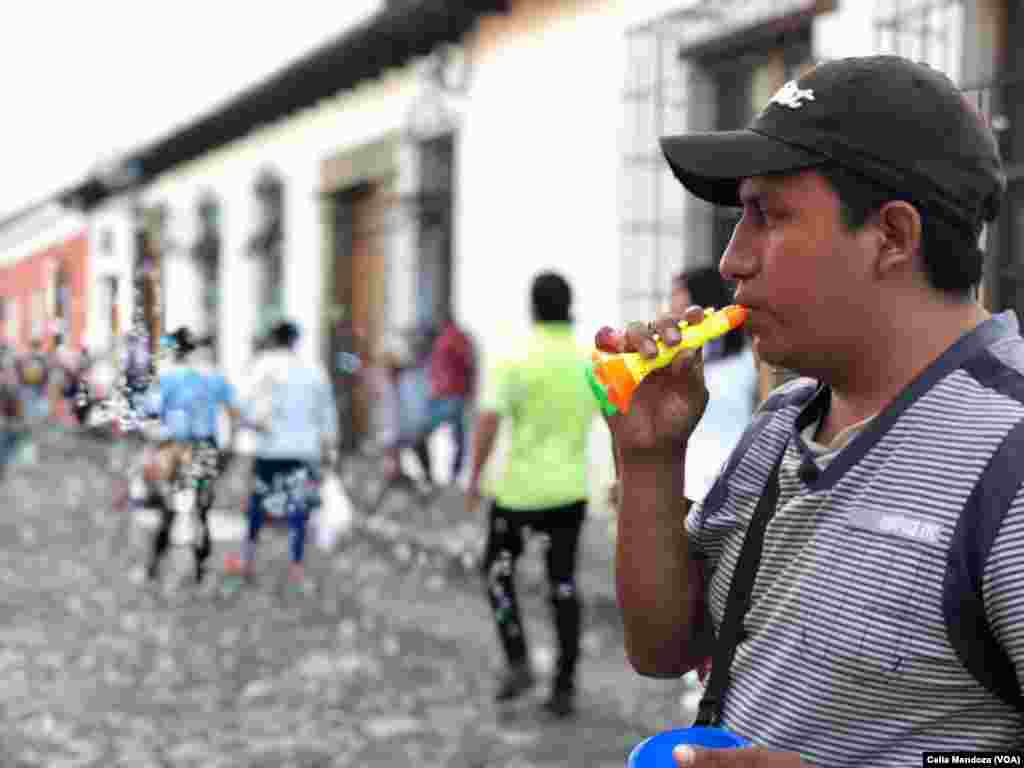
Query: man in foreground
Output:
[[605, 56, 1022, 766]]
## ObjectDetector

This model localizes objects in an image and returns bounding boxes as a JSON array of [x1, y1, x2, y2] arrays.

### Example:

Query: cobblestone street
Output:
[[0, 429, 690, 768]]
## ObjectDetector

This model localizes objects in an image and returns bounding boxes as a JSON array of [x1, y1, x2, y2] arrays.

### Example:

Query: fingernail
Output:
[[642, 340, 658, 357], [673, 744, 695, 766]]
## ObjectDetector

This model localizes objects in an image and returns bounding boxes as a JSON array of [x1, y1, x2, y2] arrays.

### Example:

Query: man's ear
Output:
[[874, 201, 923, 279]]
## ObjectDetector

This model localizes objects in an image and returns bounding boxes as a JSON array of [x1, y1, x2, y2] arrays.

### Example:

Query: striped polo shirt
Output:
[[685, 311, 1024, 766]]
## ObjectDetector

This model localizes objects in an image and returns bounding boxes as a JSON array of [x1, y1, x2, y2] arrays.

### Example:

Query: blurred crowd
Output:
[[361, 311, 477, 493], [0, 335, 109, 472]]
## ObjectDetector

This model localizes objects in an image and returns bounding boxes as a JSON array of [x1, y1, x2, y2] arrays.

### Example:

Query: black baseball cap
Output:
[[660, 55, 1006, 231]]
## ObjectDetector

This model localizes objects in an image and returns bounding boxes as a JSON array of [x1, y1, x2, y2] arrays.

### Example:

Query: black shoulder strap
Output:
[[696, 451, 784, 727], [699, 379, 817, 520], [945, 417, 1024, 712], [691, 380, 816, 726]]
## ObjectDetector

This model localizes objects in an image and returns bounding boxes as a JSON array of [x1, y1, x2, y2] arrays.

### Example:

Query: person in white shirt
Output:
[[239, 320, 339, 590], [670, 266, 759, 503]]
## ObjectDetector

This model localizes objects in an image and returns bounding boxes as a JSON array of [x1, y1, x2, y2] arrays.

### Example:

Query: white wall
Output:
[[136, 68, 419, 389], [814, 2, 877, 62], [459, 0, 626, 354]]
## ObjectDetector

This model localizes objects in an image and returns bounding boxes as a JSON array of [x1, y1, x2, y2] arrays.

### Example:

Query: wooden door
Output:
[[332, 181, 388, 449]]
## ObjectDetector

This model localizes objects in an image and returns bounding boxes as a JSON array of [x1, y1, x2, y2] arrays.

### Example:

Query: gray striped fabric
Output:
[[685, 313, 1024, 766]]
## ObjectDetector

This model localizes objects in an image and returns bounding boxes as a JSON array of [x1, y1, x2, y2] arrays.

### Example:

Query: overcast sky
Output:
[[0, 2, 381, 219]]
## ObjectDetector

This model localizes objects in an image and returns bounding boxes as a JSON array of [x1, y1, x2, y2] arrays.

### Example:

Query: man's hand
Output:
[[674, 746, 804, 767], [466, 410, 499, 515], [465, 479, 483, 515], [596, 305, 711, 460]]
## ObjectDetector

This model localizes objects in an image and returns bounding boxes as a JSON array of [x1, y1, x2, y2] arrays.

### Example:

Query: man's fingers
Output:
[[654, 313, 683, 347], [683, 304, 707, 325], [623, 322, 659, 358], [595, 304, 717, 366], [594, 326, 624, 353], [621, 306, 710, 356]]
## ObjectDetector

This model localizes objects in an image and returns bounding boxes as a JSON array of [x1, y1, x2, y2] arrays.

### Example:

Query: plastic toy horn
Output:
[[588, 305, 747, 415]]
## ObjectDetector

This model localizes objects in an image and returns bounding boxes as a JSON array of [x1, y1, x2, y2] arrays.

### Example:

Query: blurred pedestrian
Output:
[[367, 329, 437, 491], [121, 330, 153, 427], [240, 320, 338, 591], [420, 309, 476, 485], [467, 271, 598, 718], [141, 327, 241, 586], [368, 333, 410, 482], [670, 266, 758, 502], [17, 338, 52, 427], [399, 326, 436, 489], [0, 343, 23, 478], [60, 345, 94, 427], [332, 319, 365, 454]]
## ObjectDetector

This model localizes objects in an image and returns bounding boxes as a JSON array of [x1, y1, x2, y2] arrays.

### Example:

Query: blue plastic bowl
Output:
[[627, 726, 751, 767]]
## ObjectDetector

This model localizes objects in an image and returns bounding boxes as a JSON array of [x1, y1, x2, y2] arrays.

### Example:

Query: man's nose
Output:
[[718, 222, 756, 283]]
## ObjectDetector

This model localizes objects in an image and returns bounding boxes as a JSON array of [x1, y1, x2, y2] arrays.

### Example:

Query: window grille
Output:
[[962, 70, 1024, 315], [194, 193, 222, 360], [621, 23, 692, 322], [621, 3, 822, 322], [250, 171, 285, 336], [873, 0, 963, 83]]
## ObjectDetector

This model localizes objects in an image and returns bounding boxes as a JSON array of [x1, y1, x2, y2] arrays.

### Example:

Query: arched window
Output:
[[248, 170, 285, 336], [194, 192, 222, 357], [416, 134, 454, 330], [133, 204, 167, 354]]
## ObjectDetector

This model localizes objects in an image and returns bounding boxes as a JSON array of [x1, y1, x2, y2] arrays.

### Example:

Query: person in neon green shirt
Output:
[[467, 271, 598, 718]]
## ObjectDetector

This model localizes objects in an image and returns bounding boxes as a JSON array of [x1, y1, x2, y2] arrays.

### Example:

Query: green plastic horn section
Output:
[[585, 363, 619, 416]]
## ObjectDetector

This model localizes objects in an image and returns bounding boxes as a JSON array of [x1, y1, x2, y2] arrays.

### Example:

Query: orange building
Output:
[[0, 229, 89, 352]]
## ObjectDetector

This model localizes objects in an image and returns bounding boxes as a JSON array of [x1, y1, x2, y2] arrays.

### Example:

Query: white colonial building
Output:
[[50, 0, 1021, 499]]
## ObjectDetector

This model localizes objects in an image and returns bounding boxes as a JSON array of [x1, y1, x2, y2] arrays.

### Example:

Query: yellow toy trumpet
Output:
[[588, 305, 748, 414]]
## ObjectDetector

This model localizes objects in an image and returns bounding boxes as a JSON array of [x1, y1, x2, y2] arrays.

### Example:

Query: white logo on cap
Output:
[[769, 81, 815, 109]]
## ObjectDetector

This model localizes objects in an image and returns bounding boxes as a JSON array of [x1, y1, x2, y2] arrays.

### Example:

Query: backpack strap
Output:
[[945, 415, 1024, 712]]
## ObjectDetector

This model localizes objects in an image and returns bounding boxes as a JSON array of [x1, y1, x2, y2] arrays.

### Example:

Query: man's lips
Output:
[[734, 301, 768, 331]]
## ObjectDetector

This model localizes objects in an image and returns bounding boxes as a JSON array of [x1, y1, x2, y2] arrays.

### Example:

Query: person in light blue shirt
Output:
[[239, 320, 338, 590], [142, 327, 240, 585]]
